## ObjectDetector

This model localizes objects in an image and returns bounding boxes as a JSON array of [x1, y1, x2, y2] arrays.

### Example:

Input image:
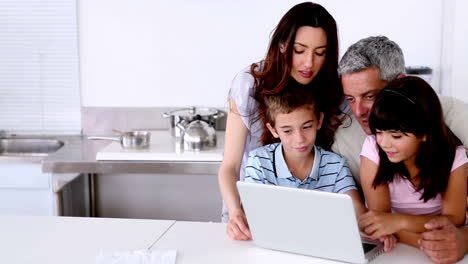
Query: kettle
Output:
[[176, 115, 217, 151]]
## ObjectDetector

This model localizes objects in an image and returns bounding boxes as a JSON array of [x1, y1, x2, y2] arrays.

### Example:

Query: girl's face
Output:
[[375, 129, 426, 167], [289, 26, 327, 85]]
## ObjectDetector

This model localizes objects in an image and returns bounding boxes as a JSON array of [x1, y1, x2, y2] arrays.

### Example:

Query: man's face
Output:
[[341, 67, 388, 135]]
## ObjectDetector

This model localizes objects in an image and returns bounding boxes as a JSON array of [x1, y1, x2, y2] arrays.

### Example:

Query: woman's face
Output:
[[289, 26, 327, 85]]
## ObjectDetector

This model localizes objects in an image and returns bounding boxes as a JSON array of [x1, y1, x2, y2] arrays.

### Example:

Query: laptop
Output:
[[237, 181, 384, 264]]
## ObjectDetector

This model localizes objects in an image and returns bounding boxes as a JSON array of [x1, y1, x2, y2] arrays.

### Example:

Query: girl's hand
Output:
[[380, 234, 398, 252], [359, 210, 402, 239]]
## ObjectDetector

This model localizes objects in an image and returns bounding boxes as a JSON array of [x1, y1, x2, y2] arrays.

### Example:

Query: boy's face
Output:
[[266, 107, 323, 159]]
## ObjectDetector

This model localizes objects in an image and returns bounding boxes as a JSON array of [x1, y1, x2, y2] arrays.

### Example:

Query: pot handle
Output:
[[176, 119, 189, 131], [87, 136, 120, 142], [212, 111, 225, 119]]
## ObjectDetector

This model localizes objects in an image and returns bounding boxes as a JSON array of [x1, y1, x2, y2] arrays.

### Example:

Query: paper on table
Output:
[[95, 249, 177, 264]]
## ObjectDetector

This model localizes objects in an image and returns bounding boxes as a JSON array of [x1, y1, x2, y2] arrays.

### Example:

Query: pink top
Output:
[[360, 136, 468, 216]]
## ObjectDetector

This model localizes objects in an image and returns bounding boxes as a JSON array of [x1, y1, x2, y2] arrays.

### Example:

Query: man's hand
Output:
[[226, 211, 252, 240], [419, 216, 467, 264]]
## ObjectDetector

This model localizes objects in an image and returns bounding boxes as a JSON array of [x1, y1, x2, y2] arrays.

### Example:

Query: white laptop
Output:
[[237, 181, 384, 264]]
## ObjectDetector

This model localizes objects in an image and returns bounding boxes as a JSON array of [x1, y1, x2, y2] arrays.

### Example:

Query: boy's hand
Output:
[[380, 234, 398, 252], [359, 210, 402, 238], [226, 211, 252, 240]]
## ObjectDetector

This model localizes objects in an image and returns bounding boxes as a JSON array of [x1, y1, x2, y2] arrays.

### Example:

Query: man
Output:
[[332, 35, 468, 263]]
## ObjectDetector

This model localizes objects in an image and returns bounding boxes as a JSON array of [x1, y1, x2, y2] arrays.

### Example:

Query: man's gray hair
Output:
[[338, 36, 405, 82]]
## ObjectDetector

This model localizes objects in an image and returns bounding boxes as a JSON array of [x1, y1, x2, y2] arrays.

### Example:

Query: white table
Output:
[[1, 216, 468, 263], [0, 215, 175, 264], [152, 221, 468, 264]]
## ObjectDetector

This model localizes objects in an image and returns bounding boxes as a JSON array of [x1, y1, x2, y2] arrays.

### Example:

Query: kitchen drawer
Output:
[[0, 164, 50, 189], [0, 189, 53, 215]]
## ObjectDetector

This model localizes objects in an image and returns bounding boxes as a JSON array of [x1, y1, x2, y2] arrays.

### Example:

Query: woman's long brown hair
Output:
[[250, 2, 343, 150]]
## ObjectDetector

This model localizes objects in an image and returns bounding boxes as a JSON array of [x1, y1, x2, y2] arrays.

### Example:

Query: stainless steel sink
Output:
[[0, 138, 64, 156]]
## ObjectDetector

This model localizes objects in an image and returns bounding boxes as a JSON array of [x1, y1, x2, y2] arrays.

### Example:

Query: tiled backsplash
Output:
[[82, 107, 227, 136]]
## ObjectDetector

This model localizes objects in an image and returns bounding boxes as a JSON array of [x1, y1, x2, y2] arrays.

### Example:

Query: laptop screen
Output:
[[362, 242, 377, 253], [237, 182, 384, 263]]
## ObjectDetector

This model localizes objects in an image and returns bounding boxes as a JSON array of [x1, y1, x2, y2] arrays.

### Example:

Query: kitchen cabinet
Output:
[[95, 173, 222, 222], [0, 163, 85, 216], [0, 163, 54, 215]]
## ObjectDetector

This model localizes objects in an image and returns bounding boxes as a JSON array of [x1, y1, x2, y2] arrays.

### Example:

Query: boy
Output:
[[244, 84, 366, 216]]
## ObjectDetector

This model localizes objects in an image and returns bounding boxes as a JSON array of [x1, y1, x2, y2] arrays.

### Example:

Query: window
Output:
[[0, 0, 80, 135]]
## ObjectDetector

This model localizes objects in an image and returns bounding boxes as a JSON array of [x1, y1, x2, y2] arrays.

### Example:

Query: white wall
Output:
[[79, 0, 445, 107], [441, 0, 468, 102]]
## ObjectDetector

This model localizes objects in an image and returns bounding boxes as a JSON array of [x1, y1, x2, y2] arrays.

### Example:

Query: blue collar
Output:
[[274, 143, 320, 180]]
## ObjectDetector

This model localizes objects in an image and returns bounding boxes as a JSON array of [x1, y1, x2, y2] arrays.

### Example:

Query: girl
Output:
[[359, 76, 468, 248], [218, 2, 344, 241]]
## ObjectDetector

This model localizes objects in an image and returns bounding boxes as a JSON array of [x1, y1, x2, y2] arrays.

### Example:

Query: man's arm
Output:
[[419, 216, 468, 264]]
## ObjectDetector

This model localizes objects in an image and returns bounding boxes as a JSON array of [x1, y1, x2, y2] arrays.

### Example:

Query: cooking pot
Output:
[[176, 116, 217, 151], [88, 130, 151, 149], [162, 106, 223, 137]]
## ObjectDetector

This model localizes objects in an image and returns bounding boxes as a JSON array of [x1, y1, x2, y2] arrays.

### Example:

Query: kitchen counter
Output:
[[2, 131, 224, 219], [42, 131, 223, 175], [0, 215, 176, 264], [3, 215, 464, 264]]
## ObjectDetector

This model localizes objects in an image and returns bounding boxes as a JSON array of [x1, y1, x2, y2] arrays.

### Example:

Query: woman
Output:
[[218, 2, 344, 240]]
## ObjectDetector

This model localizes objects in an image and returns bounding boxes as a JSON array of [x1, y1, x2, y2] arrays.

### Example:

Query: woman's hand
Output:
[[359, 210, 403, 239], [226, 210, 252, 240]]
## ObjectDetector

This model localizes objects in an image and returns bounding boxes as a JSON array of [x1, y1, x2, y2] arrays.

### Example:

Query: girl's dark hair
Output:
[[250, 2, 342, 148], [369, 76, 462, 202]]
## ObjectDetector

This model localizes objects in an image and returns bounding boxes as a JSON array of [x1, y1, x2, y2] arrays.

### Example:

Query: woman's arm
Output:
[[218, 99, 250, 240]]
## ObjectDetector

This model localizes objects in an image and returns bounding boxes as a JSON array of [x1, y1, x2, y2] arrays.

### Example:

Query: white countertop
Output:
[[152, 221, 447, 264], [96, 130, 224, 162], [0, 215, 175, 264], [2, 215, 468, 264]]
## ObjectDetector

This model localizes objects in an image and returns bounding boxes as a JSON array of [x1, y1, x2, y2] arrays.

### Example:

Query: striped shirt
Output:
[[244, 143, 357, 194]]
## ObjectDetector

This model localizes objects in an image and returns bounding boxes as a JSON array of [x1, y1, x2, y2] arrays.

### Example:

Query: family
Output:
[[217, 2, 468, 264]]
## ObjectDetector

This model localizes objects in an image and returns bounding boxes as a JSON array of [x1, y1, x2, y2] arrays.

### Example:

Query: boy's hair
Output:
[[261, 80, 321, 145], [369, 76, 462, 202]]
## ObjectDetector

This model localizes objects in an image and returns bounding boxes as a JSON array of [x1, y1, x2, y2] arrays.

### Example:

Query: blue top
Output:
[[244, 143, 357, 194]]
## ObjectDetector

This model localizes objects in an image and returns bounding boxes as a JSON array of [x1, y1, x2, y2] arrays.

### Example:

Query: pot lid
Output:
[[167, 106, 218, 117]]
